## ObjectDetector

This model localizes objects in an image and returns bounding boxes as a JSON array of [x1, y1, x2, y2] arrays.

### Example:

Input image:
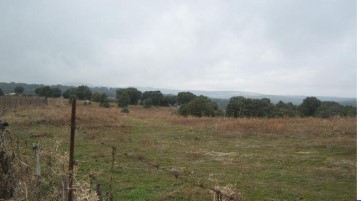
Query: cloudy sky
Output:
[[0, 0, 356, 97]]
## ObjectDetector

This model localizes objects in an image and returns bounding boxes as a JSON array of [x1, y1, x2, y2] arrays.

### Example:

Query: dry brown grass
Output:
[[1, 99, 356, 200], [125, 105, 356, 138]]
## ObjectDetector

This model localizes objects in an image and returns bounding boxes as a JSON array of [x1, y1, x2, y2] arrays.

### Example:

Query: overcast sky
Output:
[[0, 0, 356, 97]]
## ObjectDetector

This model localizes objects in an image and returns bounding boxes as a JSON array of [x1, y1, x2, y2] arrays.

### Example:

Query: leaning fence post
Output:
[[68, 99, 76, 201]]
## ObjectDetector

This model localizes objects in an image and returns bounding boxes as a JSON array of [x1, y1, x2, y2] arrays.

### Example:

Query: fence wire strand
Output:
[[83, 128, 242, 201]]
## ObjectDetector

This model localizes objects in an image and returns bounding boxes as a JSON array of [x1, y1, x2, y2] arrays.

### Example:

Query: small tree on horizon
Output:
[[14, 86, 24, 95], [117, 91, 130, 108], [298, 97, 321, 117]]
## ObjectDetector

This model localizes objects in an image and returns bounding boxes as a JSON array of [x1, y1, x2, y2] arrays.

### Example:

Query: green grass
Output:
[[4, 100, 356, 200]]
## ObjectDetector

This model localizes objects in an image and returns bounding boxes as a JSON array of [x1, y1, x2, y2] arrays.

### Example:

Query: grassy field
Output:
[[3, 98, 356, 200]]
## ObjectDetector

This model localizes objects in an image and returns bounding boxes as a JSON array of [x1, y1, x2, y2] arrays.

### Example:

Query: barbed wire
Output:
[[3, 124, 243, 200], [77, 127, 243, 201]]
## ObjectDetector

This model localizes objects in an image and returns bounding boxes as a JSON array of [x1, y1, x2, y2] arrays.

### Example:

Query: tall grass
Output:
[[2, 99, 356, 200]]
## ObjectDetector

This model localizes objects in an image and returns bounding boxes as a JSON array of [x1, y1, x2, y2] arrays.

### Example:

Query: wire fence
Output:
[[1, 99, 243, 201], [85, 129, 243, 201], [0, 96, 47, 110]]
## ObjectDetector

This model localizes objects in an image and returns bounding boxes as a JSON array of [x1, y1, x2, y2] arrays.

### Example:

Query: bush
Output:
[[143, 98, 153, 108], [179, 96, 218, 117], [117, 92, 130, 108], [121, 107, 129, 113], [100, 98, 110, 108]]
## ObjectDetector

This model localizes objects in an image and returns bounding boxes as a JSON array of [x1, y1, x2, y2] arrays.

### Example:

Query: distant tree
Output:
[[315, 101, 346, 118], [52, 87, 62, 98], [226, 97, 274, 118], [92, 92, 110, 108], [143, 98, 153, 108], [0, 88, 4, 96], [92, 92, 107, 102], [251, 98, 274, 117], [226, 96, 245, 118], [35, 86, 53, 97], [142, 91, 163, 106], [344, 105, 357, 117], [163, 95, 177, 106], [76, 85, 92, 100], [69, 95, 76, 103], [179, 96, 218, 117], [63, 88, 76, 99], [14, 86, 24, 95], [99, 98, 110, 108], [273, 101, 300, 117], [116, 88, 142, 105], [298, 97, 321, 117], [117, 91, 130, 108], [177, 92, 197, 105]]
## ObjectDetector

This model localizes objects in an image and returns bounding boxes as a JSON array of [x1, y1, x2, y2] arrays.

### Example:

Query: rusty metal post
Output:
[[68, 99, 76, 201]]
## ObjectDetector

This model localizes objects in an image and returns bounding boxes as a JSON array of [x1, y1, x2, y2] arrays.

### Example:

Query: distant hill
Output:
[[0, 82, 356, 107]]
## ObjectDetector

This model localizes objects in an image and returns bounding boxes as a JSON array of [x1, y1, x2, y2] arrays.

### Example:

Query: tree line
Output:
[[0, 84, 356, 118], [226, 96, 356, 118]]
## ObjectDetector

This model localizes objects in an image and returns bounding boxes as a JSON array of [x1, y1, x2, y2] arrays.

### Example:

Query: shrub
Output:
[[100, 98, 110, 108], [121, 107, 129, 113], [143, 98, 153, 108], [117, 92, 130, 108]]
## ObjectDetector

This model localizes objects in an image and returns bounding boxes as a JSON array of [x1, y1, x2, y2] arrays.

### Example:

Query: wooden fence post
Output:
[[32, 143, 41, 177], [61, 175, 68, 201], [96, 183, 102, 201], [68, 99, 76, 201], [32, 143, 42, 200], [109, 147, 116, 201]]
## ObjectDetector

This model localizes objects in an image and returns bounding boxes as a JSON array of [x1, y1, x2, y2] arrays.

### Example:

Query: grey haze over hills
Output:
[[136, 86, 356, 106], [0, 81, 355, 106]]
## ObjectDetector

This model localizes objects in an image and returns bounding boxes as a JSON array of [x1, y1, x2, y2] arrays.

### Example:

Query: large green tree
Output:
[[63, 88, 76, 99], [179, 96, 219, 117], [142, 91, 164, 106], [0, 88, 4, 96], [163, 95, 177, 106], [274, 101, 300, 117], [116, 87, 142, 105], [92, 92, 110, 108], [52, 87, 62, 98], [92, 92, 107, 102], [76, 85, 92, 100], [298, 97, 321, 117], [176, 92, 197, 105], [35, 86, 53, 97], [226, 96, 245, 118], [62, 86, 91, 100], [118, 91, 130, 108], [226, 97, 274, 118], [315, 101, 346, 118]]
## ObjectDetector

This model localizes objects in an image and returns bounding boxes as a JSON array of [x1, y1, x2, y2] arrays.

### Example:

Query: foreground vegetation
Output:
[[2, 98, 356, 200]]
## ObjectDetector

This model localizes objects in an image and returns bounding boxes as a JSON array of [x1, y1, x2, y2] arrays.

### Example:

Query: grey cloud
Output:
[[0, 0, 356, 97]]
